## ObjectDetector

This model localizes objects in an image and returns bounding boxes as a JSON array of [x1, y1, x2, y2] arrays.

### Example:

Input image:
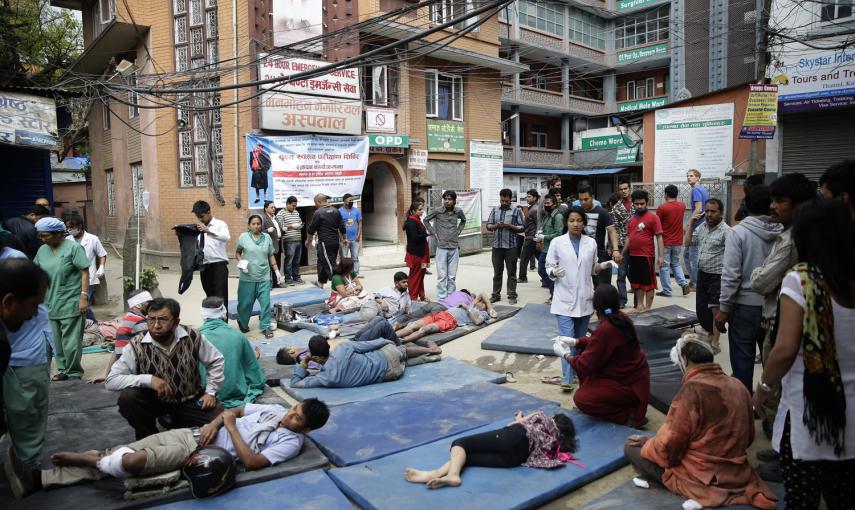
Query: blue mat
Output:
[[480, 303, 557, 355], [254, 329, 317, 357], [581, 480, 785, 509], [227, 287, 328, 319], [310, 382, 558, 466], [281, 357, 507, 406], [150, 470, 352, 510], [328, 409, 641, 510]]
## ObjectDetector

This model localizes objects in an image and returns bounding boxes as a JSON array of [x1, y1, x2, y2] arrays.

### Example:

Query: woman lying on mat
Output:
[[552, 284, 650, 427], [395, 291, 497, 343], [404, 411, 578, 489]]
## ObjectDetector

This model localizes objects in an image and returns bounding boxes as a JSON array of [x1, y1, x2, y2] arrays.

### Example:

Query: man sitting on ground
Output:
[[343, 271, 412, 324], [395, 291, 495, 344], [105, 298, 226, 439], [623, 333, 777, 509], [198, 297, 266, 408], [5, 399, 330, 499], [289, 334, 441, 388]]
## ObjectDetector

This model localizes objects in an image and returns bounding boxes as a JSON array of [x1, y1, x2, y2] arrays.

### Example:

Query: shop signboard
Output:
[[0, 92, 58, 150], [258, 54, 360, 99], [769, 47, 855, 112], [617, 43, 668, 64], [259, 92, 362, 135], [426, 120, 465, 153], [739, 84, 778, 139]]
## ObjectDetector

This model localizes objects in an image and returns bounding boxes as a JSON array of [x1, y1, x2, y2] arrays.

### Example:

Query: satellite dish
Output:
[[675, 88, 692, 101]]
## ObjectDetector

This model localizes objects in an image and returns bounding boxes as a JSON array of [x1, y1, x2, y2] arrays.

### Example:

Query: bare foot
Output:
[[51, 450, 101, 467], [426, 475, 461, 489], [426, 341, 442, 355], [404, 468, 440, 484]]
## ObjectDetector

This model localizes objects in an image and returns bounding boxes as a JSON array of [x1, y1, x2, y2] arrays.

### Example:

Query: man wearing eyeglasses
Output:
[[105, 297, 225, 440]]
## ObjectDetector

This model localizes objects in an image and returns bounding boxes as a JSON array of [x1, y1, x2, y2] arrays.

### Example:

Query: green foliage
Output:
[[0, 0, 83, 87], [123, 267, 159, 292]]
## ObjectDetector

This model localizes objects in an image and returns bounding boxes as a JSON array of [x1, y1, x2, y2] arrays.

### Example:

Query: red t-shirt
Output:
[[627, 210, 663, 257], [656, 200, 686, 246]]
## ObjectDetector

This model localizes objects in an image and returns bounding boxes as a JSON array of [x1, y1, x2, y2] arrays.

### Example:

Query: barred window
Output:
[[127, 72, 139, 118], [105, 169, 116, 217], [131, 162, 145, 217], [615, 5, 669, 49], [568, 7, 606, 50], [518, 0, 563, 36]]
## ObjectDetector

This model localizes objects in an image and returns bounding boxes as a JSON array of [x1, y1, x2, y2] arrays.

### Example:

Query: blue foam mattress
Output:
[[227, 287, 328, 319], [480, 303, 558, 355]]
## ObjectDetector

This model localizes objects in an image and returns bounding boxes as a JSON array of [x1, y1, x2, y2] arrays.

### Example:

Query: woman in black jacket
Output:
[[403, 200, 430, 301]]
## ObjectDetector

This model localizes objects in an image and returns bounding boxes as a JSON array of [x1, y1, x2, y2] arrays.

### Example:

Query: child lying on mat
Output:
[[395, 291, 497, 343], [4, 400, 330, 499], [404, 411, 578, 489]]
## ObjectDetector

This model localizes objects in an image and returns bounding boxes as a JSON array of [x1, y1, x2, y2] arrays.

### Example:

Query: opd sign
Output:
[[368, 134, 409, 147]]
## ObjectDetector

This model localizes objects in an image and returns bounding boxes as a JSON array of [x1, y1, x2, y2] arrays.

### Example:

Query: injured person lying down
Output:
[[4, 399, 330, 500], [287, 334, 442, 388], [395, 291, 497, 344]]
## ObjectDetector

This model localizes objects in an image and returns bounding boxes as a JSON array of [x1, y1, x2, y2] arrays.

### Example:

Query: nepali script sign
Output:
[[258, 54, 360, 100], [246, 134, 369, 208], [259, 92, 362, 135], [0, 92, 58, 150]]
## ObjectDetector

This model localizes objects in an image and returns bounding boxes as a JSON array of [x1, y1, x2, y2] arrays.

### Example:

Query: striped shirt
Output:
[[487, 205, 525, 249], [695, 221, 730, 274], [275, 209, 303, 241]]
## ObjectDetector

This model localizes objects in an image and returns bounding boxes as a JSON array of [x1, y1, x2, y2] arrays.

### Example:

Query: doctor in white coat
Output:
[[546, 206, 614, 389]]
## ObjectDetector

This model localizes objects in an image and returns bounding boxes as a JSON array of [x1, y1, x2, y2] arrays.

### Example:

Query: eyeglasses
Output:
[[145, 317, 173, 326]]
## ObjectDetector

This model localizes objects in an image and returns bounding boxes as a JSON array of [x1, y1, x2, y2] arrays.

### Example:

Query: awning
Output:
[[504, 167, 625, 176]]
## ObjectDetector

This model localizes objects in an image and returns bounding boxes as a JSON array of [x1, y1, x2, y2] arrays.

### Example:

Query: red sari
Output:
[[570, 319, 650, 427], [403, 213, 430, 301]]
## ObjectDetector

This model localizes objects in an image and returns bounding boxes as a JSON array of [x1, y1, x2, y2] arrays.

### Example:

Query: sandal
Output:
[[52, 373, 69, 382], [505, 372, 517, 383], [262, 329, 274, 339], [560, 383, 575, 393], [541, 375, 562, 386]]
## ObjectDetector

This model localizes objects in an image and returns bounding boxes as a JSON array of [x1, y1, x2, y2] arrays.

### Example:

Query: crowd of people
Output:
[[1, 159, 854, 508]]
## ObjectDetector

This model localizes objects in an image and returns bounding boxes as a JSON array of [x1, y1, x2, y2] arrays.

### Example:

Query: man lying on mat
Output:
[[623, 334, 777, 509], [395, 291, 497, 343], [391, 289, 497, 328], [404, 411, 578, 489], [4, 399, 330, 499]]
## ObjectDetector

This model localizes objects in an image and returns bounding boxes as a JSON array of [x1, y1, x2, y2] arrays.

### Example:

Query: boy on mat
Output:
[[4, 399, 330, 499], [395, 291, 496, 343]]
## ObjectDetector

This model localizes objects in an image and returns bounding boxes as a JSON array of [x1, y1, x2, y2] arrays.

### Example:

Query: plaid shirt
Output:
[[695, 221, 730, 274], [611, 200, 631, 248], [487, 205, 525, 249]]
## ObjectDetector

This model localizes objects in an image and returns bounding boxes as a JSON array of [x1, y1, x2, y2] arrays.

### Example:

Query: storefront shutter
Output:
[[781, 108, 854, 182]]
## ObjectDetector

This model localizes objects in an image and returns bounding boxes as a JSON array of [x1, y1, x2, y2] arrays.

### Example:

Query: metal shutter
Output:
[[0, 145, 51, 219], [781, 108, 855, 181]]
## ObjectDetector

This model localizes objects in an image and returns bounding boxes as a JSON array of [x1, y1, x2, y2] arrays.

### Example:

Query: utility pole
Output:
[[748, 0, 773, 176]]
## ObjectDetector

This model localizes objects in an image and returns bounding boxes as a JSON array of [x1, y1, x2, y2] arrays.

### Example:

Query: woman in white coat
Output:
[[546, 206, 613, 390]]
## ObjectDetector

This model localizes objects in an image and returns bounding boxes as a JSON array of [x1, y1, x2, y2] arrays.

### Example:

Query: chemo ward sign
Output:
[[246, 134, 369, 208]]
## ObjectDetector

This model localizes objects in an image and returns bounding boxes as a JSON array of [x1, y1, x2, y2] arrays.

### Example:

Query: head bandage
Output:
[[127, 291, 153, 309], [201, 304, 228, 320], [669, 333, 716, 373], [34, 217, 66, 233]]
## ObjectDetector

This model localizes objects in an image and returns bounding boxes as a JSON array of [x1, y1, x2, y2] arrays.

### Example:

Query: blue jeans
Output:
[[557, 314, 590, 384], [282, 240, 302, 281], [728, 304, 764, 392], [684, 244, 699, 284], [341, 240, 360, 273], [660, 245, 688, 295], [616, 253, 628, 306], [537, 252, 553, 296], [435, 247, 459, 300], [85, 285, 96, 321]]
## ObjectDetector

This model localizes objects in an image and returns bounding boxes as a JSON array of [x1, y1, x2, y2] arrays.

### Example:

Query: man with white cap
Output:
[[198, 297, 265, 408], [89, 289, 152, 384]]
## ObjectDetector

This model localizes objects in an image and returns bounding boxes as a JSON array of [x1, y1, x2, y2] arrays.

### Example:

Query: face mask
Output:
[[68, 228, 81, 237]]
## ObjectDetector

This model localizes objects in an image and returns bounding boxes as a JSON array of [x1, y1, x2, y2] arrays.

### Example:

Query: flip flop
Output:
[[541, 375, 562, 385], [505, 372, 517, 383], [560, 383, 575, 393]]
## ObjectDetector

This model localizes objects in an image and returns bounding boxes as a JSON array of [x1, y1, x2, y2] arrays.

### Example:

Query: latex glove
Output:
[[548, 266, 566, 278], [267, 227, 275, 233], [552, 339, 571, 358], [599, 260, 619, 271], [275, 270, 283, 285], [236, 259, 249, 273], [533, 233, 544, 242], [311, 238, 318, 248], [552, 335, 577, 348], [95, 266, 105, 278]]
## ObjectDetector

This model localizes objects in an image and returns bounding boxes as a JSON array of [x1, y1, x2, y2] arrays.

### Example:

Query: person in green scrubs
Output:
[[236, 214, 280, 339], [33, 217, 90, 380]]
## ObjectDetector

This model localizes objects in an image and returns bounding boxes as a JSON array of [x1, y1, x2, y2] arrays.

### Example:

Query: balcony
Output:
[[502, 82, 606, 115], [68, 19, 146, 74], [499, 23, 607, 69], [504, 146, 568, 168]]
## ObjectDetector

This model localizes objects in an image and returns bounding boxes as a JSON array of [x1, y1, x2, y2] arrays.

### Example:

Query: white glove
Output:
[[600, 260, 619, 271], [95, 266, 105, 278], [275, 270, 283, 285], [311, 238, 318, 248], [548, 266, 566, 278], [236, 259, 249, 273], [267, 227, 275, 233], [552, 335, 577, 348], [533, 233, 544, 242], [552, 339, 571, 358]]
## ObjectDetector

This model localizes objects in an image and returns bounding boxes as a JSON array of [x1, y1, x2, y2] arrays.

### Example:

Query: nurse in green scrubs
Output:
[[33, 217, 90, 380], [235, 214, 281, 339]]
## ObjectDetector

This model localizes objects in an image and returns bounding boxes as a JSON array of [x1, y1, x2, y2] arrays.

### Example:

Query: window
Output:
[[425, 71, 437, 116], [568, 7, 606, 49], [176, 83, 223, 187], [131, 163, 144, 217], [615, 5, 669, 49], [518, 0, 564, 36], [128, 72, 139, 118], [373, 66, 387, 105], [431, 0, 479, 30], [531, 126, 548, 148], [100, 0, 116, 23], [363, 63, 398, 107], [105, 169, 115, 217], [174, 0, 218, 72], [425, 70, 463, 121], [626, 77, 656, 100], [821, 0, 854, 21], [102, 99, 111, 130]]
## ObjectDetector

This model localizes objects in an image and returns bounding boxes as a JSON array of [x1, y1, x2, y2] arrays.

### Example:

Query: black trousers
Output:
[[491, 246, 519, 300], [624, 443, 665, 485], [451, 424, 529, 468], [518, 238, 537, 279], [696, 270, 721, 333], [200, 261, 229, 300], [316, 241, 339, 284], [118, 387, 224, 440]]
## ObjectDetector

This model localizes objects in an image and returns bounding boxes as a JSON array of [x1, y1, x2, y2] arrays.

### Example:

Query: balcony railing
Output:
[[503, 146, 568, 167], [500, 25, 606, 66], [519, 86, 565, 108], [568, 96, 606, 115], [502, 82, 606, 115], [519, 27, 564, 53]]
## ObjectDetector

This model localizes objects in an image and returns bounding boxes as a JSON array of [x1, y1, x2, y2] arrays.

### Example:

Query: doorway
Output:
[[362, 162, 398, 243]]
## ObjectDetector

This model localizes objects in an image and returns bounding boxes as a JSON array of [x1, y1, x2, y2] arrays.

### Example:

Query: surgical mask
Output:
[[68, 228, 81, 237]]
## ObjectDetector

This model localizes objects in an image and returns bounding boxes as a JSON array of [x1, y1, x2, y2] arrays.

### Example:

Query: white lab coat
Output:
[[546, 233, 598, 318]]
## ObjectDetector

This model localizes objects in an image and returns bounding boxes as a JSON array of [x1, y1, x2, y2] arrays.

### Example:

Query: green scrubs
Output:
[[34, 239, 89, 377], [198, 318, 265, 408], [236, 232, 274, 331], [3, 364, 50, 463]]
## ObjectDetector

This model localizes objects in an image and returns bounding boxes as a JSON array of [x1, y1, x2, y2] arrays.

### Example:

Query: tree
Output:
[[0, 0, 82, 87]]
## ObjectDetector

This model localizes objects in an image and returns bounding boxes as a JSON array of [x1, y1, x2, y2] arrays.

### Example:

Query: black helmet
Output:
[[182, 446, 236, 498]]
